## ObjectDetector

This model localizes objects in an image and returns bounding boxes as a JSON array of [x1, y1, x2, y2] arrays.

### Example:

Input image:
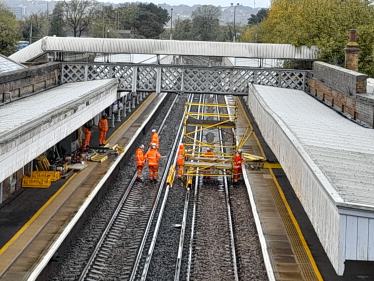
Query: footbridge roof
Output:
[[9, 36, 319, 63]]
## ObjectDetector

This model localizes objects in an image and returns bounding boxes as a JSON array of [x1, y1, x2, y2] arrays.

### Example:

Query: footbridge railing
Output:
[[62, 62, 307, 95]]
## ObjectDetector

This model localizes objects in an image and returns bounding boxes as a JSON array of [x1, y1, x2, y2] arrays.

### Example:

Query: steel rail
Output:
[[139, 94, 193, 281], [130, 93, 187, 280], [215, 95, 239, 281], [173, 95, 198, 281], [78, 172, 138, 280], [78, 93, 179, 281], [186, 94, 205, 281]]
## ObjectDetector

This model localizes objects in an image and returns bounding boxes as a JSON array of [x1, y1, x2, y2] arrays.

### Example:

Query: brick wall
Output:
[[0, 62, 61, 104], [308, 61, 374, 127]]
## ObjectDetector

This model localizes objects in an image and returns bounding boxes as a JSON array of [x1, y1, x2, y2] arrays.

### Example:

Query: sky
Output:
[[106, 0, 271, 9]]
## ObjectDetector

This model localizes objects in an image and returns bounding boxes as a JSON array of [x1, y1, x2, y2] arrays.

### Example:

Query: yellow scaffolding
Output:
[[181, 101, 237, 179]]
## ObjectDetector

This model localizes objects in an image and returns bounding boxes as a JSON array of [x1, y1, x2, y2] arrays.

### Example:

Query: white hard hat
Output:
[[152, 129, 156, 133], [139, 144, 144, 149], [238, 149, 242, 153], [152, 143, 157, 148]]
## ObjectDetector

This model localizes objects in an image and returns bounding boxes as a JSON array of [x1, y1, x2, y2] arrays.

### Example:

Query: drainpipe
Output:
[[0, 92, 12, 106]]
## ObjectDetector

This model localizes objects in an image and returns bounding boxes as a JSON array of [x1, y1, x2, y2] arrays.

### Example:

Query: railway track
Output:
[[48, 93, 268, 281], [48, 93, 187, 280], [183, 94, 239, 281]]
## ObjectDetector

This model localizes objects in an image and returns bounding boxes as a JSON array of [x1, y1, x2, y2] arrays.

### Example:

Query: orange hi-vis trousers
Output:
[[233, 167, 242, 183], [178, 165, 183, 178], [84, 131, 91, 146], [149, 165, 159, 180], [99, 130, 107, 146], [137, 166, 144, 179]]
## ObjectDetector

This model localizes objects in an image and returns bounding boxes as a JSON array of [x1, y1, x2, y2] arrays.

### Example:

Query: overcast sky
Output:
[[107, 0, 271, 9]]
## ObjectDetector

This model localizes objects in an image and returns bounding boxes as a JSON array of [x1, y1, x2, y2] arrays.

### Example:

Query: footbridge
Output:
[[10, 36, 318, 95]]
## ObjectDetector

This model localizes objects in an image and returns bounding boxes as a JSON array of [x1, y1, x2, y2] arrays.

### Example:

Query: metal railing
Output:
[[62, 62, 307, 95]]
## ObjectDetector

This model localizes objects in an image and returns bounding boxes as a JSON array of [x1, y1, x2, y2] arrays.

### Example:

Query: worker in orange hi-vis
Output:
[[98, 113, 109, 146], [149, 129, 159, 149], [145, 143, 162, 183], [202, 148, 216, 179], [233, 149, 244, 183], [177, 144, 185, 179], [135, 145, 145, 182], [81, 123, 91, 151]]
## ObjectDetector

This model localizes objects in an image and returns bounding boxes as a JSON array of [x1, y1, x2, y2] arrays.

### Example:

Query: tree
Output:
[[257, 0, 374, 76], [173, 19, 193, 40], [50, 2, 66, 37], [19, 12, 48, 43], [135, 3, 169, 39], [247, 8, 268, 25], [61, 0, 97, 37], [191, 5, 221, 41], [240, 24, 264, 43], [117, 3, 138, 31], [0, 4, 20, 56]]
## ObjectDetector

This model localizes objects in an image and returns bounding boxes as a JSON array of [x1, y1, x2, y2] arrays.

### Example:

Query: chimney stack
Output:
[[344, 29, 360, 72]]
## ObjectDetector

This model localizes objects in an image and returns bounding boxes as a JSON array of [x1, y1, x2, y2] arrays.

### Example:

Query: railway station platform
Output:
[[239, 84, 374, 280], [0, 91, 167, 280]]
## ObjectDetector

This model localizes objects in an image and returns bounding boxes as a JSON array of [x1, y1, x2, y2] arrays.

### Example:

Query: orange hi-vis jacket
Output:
[[203, 151, 216, 158], [234, 152, 243, 169], [82, 126, 91, 138], [135, 148, 145, 167], [177, 144, 184, 166], [150, 132, 159, 149], [145, 149, 161, 165], [98, 118, 109, 132], [82, 126, 90, 134]]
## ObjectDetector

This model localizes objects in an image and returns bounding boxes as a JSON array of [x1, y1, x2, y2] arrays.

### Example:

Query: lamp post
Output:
[[170, 8, 173, 40], [231, 3, 239, 42], [102, 5, 105, 38], [114, 10, 118, 31]]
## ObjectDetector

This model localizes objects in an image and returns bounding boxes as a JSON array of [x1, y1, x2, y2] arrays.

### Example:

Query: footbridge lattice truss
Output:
[[62, 63, 307, 95]]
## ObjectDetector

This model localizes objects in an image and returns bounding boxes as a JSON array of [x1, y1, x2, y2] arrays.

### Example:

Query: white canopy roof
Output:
[[0, 54, 25, 74], [9, 36, 319, 63], [254, 85, 374, 208]]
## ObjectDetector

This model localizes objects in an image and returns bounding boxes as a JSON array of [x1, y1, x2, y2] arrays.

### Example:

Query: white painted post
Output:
[[116, 106, 121, 122], [122, 96, 126, 117], [108, 105, 113, 120], [110, 109, 115, 128]]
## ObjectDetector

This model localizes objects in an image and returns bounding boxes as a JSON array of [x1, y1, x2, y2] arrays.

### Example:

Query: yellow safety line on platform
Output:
[[0, 173, 78, 256], [262, 163, 282, 169], [105, 92, 155, 144], [269, 168, 323, 281]]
